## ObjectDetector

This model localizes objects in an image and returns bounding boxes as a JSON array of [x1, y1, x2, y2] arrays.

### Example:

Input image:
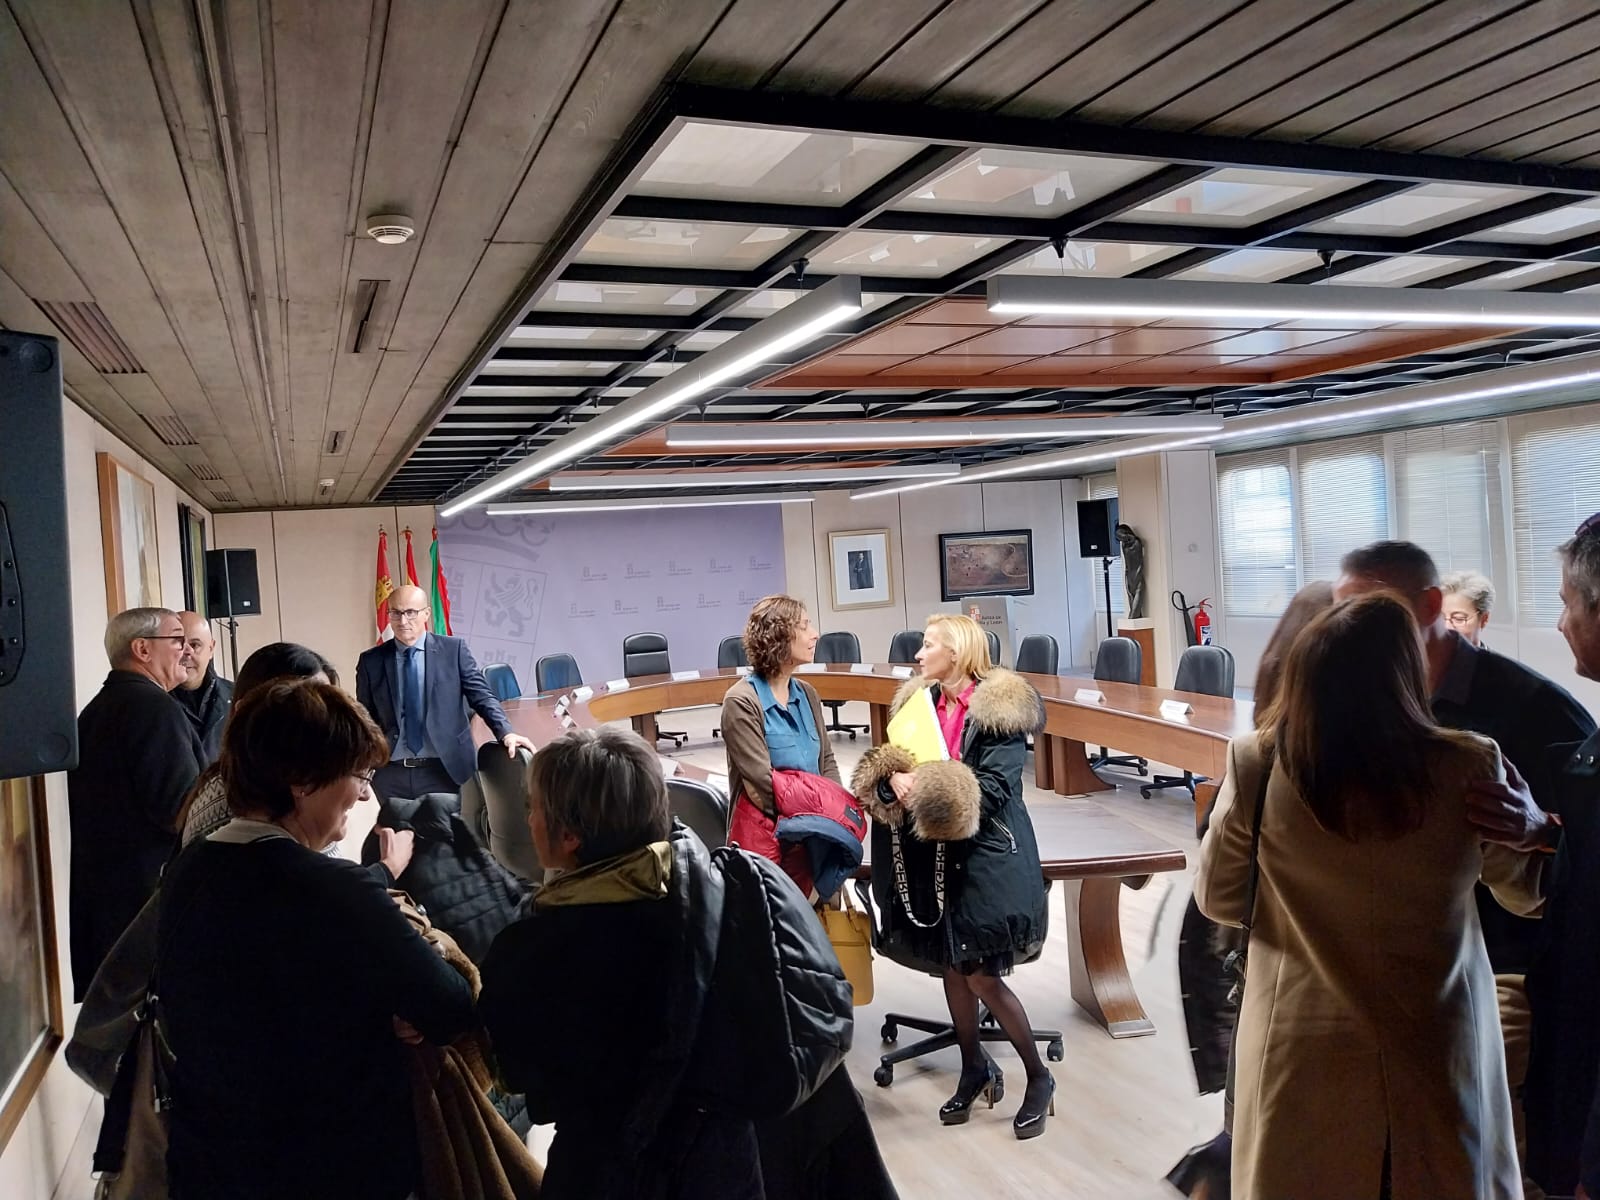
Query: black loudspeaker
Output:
[[1077, 497, 1121, 559], [0, 332, 77, 779], [206, 549, 261, 618]]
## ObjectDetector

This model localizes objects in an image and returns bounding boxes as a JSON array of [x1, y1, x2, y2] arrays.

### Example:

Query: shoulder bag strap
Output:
[[1240, 747, 1275, 935], [890, 824, 945, 929]]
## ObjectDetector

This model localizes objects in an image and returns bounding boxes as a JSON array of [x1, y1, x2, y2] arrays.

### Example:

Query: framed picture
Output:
[[178, 503, 208, 616], [828, 529, 894, 610], [96, 452, 162, 617], [939, 529, 1036, 601], [0, 775, 63, 1153]]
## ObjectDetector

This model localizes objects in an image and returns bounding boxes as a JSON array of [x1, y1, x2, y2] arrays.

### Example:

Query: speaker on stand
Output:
[[205, 548, 260, 678], [1076, 497, 1121, 642]]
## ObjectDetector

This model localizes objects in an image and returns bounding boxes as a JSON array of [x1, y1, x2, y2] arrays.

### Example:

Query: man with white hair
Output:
[[67, 607, 203, 999], [172, 610, 233, 763]]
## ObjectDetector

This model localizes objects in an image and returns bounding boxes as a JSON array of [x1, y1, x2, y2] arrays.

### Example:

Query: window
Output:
[[1392, 421, 1502, 579], [1512, 409, 1600, 624], [1217, 451, 1295, 617], [1296, 436, 1389, 584], [1087, 473, 1125, 619]]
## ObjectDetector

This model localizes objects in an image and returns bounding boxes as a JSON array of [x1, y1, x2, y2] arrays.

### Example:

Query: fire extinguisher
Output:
[[1193, 599, 1213, 646]]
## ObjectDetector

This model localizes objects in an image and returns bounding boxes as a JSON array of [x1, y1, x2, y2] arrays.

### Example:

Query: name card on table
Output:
[[795, 662, 826, 674], [554, 695, 571, 712], [572, 686, 594, 702], [736, 665, 753, 676], [1074, 688, 1105, 704], [891, 665, 915, 679], [706, 773, 731, 797], [849, 662, 876, 675], [1160, 699, 1194, 721], [670, 670, 700, 682], [559, 713, 577, 729], [658, 757, 680, 778], [603, 679, 631, 693]]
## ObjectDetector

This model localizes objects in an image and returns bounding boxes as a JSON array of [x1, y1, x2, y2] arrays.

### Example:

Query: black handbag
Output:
[[1222, 746, 1274, 1003]]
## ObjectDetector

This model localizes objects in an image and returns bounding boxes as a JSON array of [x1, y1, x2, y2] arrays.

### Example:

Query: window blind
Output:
[[1217, 450, 1295, 617], [1511, 408, 1600, 624], [1391, 421, 1502, 580], [1296, 436, 1389, 584], [1087, 473, 1125, 616]]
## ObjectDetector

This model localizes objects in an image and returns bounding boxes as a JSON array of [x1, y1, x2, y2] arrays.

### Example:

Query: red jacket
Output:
[[729, 769, 866, 900]]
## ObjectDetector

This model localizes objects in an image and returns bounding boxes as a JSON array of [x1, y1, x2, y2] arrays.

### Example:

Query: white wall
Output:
[[1, 398, 212, 1200], [782, 481, 1099, 673]]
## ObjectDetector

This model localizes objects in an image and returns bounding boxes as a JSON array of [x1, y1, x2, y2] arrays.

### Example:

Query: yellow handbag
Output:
[[820, 888, 875, 1007]]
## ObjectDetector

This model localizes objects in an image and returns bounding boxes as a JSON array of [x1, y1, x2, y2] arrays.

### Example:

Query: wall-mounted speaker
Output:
[[1077, 497, 1121, 559], [205, 549, 261, 619], [0, 331, 77, 780]]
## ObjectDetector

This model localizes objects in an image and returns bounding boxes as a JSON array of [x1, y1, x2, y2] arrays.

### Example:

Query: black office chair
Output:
[[984, 629, 1002, 667], [483, 662, 522, 702], [1141, 645, 1236, 801], [888, 630, 922, 664], [712, 636, 749, 739], [534, 652, 582, 693], [1091, 636, 1148, 777], [814, 631, 869, 740], [667, 776, 730, 850], [461, 743, 542, 884], [622, 632, 686, 748], [857, 878, 1063, 1088], [1014, 634, 1059, 676]]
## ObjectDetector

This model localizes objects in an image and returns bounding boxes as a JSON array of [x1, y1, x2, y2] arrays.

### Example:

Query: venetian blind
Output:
[[1511, 408, 1600, 624], [1217, 450, 1295, 617], [1296, 435, 1390, 584], [1391, 420, 1503, 580]]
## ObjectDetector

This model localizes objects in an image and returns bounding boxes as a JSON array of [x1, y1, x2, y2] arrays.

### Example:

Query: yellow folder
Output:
[[886, 686, 950, 764]]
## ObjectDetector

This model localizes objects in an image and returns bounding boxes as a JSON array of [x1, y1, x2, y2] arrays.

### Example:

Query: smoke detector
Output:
[[365, 214, 416, 245]]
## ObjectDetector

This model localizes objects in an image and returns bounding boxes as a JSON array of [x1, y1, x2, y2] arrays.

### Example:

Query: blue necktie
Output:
[[402, 646, 425, 754]]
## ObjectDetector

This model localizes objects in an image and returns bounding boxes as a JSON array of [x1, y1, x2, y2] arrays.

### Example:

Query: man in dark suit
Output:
[[67, 607, 203, 999], [356, 584, 534, 803], [172, 609, 233, 763]]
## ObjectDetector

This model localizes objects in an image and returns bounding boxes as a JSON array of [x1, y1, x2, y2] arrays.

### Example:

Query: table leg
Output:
[[1048, 735, 1114, 795], [1194, 781, 1219, 839], [869, 703, 887, 746], [1063, 877, 1156, 1038], [632, 711, 659, 745], [1034, 734, 1055, 791]]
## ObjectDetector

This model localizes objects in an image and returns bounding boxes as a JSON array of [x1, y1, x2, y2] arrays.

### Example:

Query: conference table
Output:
[[477, 663, 1250, 1039]]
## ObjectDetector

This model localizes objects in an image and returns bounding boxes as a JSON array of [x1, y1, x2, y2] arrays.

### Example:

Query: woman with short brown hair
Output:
[[1196, 593, 1543, 1199], [157, 678, 475, 1200]]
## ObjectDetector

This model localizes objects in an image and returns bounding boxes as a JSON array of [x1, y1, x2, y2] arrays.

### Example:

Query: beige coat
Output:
[[1195, 730, 1545, 1200]]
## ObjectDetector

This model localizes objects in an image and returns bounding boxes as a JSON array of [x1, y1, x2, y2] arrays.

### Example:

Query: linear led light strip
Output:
[[986, 275, 1600, 327], [662, 413, 1225, 448], [852, 357, 1600, 499], [548, 462, 959, 491], [438, 276, 864, 517], [487, 492, 815, 515]]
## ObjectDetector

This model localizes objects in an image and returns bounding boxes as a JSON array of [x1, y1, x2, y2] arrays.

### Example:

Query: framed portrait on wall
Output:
[[939, 529, 1036, 601], [178, 503, 208, 616], [96, 452, 162, 617], [828, 528, 894, 610], [0, 775, 63, 1153]]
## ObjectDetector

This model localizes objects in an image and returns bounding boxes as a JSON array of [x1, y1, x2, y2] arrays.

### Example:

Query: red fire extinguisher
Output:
[[1193, 599, 1213, 646]]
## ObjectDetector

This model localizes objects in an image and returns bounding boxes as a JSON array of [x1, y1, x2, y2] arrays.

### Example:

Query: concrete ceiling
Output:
[[6, 0, 1600, 510]]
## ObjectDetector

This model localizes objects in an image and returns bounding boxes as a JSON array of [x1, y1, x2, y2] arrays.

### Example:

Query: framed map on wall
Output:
[[939, 529, 1036, 601], [0, 775, 63, 1152], [96, 452, 162, 617]]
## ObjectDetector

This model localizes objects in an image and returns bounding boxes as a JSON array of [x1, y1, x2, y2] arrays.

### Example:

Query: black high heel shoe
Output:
[[939, 1061, 1004, 1125], [1013, 1072, 1055, 1140], [1165, 1130, 1231, 1198]]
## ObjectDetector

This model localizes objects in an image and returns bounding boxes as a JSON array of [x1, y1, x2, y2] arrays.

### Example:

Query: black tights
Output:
[[942, 967, 1047, 1082]]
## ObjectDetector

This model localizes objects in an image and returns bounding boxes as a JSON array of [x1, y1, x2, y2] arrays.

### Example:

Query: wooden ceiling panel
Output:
[[848, 323, 984, 354], [955, 326, 1128, 355]]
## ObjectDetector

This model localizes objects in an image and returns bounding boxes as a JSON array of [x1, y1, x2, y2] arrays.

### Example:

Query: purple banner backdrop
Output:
[[437, 507, 786, 687]]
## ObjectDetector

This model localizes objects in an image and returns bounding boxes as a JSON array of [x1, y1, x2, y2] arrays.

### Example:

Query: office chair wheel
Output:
[[848, 730, 858, 741], [1047, 1040, 1065, 1062], [880, 1020, 898, 1043], [1137, 765, 1148, 777], [874, 1063, 894, 1088], [1139, 786, 1154, 799]]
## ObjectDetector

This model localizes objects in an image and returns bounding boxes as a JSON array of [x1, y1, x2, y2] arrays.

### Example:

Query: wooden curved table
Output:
[[480, 664, 1243, 1038]]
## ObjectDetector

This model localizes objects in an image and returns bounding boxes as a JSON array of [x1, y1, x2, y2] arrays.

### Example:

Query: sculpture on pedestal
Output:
[[1116, 523, 1146, 618]]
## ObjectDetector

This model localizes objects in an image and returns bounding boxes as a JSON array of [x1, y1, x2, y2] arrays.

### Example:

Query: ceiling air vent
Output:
[[33, 300, 143, 373], [139, 412, 198, 447], [210, 487, 238, 505], [326, 429, 348, 454], [189, 461, 222, 482]]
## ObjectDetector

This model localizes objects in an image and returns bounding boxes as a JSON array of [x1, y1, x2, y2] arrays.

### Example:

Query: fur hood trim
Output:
[[851, 744, 914, 826], [908, 761, 980, 842], [887, 667, 1044, 738]]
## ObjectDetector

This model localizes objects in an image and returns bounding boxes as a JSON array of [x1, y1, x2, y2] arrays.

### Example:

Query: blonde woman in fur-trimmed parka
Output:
[[851, 614, 1054, 1139]]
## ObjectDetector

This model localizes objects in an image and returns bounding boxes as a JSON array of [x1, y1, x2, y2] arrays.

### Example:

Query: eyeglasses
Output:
[[142, 634, 188, 646], [387, 608, 426, 621], [1445, 611, 1478, 628], [351, 769, 377, 786]]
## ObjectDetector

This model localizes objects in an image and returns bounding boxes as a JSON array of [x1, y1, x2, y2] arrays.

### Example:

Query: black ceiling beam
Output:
[[666, 83, 1600, 195], [1520, 264, 1600, 292], [515, 312, 758, 332], [470, 374, 615, 388], [490, 345, 705, 364]]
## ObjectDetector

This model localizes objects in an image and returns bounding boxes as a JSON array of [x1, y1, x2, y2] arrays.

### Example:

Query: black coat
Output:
[[851, 669, 1048, 970], [173, 666, 233, 764], [360, 793, 528, 963], [1524, 728, 1600, 1198], [67, 670, 203, 999]]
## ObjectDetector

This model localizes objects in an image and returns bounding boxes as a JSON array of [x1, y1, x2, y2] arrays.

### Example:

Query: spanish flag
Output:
[[402, 527, 421, 587], [375, 528, 394, 643]]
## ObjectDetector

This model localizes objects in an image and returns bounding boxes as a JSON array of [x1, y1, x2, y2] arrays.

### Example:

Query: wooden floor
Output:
[[668, 701, 1220, 1199]]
